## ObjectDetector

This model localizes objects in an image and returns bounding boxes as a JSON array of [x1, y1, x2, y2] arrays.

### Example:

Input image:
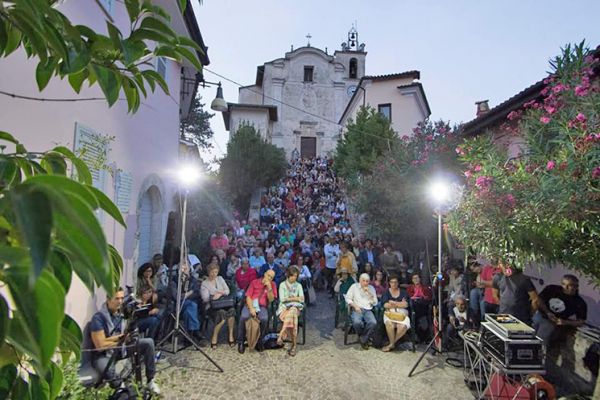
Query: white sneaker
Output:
[[148, 380, 161, 395]]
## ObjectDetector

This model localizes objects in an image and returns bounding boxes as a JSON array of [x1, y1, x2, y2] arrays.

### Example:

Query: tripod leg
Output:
[[408, 331, 442, 377], [178, 327, 224, 373]]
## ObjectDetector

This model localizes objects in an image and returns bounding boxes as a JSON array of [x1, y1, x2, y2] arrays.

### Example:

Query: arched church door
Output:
[[138, 185, 161, 265]]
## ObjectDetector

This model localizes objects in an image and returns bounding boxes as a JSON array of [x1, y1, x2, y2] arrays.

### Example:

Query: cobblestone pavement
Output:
[[157, 291, 474, 400]]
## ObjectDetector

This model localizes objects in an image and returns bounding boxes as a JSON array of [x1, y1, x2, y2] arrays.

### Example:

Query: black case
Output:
[[480, 322, 545, 369]]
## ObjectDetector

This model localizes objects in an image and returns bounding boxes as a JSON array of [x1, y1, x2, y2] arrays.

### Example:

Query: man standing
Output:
[[533, 275, 587, 370], [359, 239, 378, 269], [323, 235, 339, 293], [87, 288, 160, 394], [379, 243, 400, 277], [170, 262, 206, 345], [492, 263, 538, 325], [345, 273, 378, 349]]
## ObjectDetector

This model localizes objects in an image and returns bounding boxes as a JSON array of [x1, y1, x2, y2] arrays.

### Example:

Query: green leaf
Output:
[[142, 69, 169, 94], [52, 146, 93, 185], [59, 314, 82, 363], [75, 25, 97, 40], [49, 248, 73, 293], [0, 296, 8, 346], [108, 244, 123, 288], [177, 35, 202, 51], [45, 362, 63, 400], [29, 373, 50, 400], [0, 157, 21, 188], [130, 28, 172, 44], [87, 185, 126, 227], [12, 377, 32, 400], [22, 175, 99, 210], [178, 0, 188, 12], [9, 186, 53, 281], [154, 45, 179, 60], [91, 64, 121, 106], [67, 69, 87, 94], [41, 151, 68, 175], [36, 58, 57, 91], [139, 16, 177, 38], [3, 23, 23, 57], [0, 131, 19, 145], [121, 38, 147, 67], [106, 21, 123, 50], [0, 365, 17, 400], [175, 45, 201, 71], [125, 0, 141, 23], [0, 18, 8, 55]]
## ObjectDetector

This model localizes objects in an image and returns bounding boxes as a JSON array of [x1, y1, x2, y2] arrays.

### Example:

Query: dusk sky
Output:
[[193, 0, 600, 162]]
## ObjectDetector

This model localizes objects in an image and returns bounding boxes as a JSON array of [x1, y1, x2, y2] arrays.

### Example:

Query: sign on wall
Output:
[[116, 170, 133, 214], [73, 122, 109, 191]]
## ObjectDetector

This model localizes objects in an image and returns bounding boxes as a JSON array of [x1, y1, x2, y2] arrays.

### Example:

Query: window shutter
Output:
[[73, 122, 108, 190], [116, 170, 133, 213]]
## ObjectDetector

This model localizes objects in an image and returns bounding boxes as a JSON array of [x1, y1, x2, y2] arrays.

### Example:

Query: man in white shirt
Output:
[[323, 235, 340, 294], [345, 273, 378, 349]]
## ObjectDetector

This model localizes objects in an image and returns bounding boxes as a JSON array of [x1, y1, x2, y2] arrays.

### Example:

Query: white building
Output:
[[0, 0, 209, 325], [223, 28, 431, 158]]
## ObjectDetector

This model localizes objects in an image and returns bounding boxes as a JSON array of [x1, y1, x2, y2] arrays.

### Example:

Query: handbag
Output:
[[384, 309, 406, 322], [210, 294, 235, 310]]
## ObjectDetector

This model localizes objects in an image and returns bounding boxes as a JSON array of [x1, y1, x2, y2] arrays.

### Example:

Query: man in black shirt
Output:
[[492, 263, 538, 325], [533, 274, 587, 370]]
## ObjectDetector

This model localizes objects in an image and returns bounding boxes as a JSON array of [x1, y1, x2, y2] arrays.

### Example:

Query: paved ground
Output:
[[157, 291, 474, 400]]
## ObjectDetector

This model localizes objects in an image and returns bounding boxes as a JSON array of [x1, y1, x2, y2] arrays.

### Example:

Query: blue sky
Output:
[[193, 0, 600, 161]]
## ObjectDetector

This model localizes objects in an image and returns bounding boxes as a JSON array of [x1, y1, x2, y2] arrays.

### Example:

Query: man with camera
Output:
[[87, 288, 160, 395]]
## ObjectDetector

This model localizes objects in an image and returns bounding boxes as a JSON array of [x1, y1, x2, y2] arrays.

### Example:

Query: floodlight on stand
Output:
[[178, 165, 201, 187], [210, 82, 228, 112], [429, 180, 450, 205]]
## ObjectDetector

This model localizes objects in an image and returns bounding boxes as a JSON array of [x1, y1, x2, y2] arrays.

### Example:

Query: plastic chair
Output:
[[269, 299, 306, 345]]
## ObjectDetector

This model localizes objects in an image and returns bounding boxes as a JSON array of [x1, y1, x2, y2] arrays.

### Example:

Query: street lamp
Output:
[[210, 82, 228, 112]]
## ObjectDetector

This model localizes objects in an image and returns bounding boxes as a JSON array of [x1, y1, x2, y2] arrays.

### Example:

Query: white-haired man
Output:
[[345, 273, 378, 349]]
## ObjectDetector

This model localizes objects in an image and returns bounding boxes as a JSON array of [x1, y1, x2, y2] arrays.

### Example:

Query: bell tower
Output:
[[334, 25, 367, 87]]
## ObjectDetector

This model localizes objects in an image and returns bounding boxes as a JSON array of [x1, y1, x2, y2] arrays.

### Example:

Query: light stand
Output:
[[408, 180, 452, 377], [158, 168, 223, 372]]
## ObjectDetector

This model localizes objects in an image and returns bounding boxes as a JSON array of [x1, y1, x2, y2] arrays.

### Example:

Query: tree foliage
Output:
[[0, 0, 202, 112], [333, 106, 398, 182], [448, 42, 600, 283], [219, 124, 286, 215], [353, 120, 462, 255], [0, 1, 200, 398], [180, 94, 214, 149]]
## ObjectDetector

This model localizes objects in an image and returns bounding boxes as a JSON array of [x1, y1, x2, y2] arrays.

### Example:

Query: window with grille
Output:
[[303, 66, 314, 82]]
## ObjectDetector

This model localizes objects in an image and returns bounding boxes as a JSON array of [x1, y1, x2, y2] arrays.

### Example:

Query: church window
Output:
[[378, 104, 392, 121], [349, 58, 358, 79], [303, 66, 314, 82]]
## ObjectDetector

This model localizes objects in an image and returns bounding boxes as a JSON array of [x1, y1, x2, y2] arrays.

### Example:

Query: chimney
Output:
[[475, 100, 490, 117]]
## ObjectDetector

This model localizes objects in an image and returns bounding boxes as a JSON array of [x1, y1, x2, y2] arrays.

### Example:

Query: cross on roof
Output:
[[306, 33, 312, 47]]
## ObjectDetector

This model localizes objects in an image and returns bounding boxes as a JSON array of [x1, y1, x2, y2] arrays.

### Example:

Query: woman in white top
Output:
[[201, 264, 235, 349]]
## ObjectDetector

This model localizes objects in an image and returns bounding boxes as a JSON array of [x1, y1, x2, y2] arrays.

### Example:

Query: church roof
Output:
[[363, 71, 420, 81], [397, 82, 431, 116]]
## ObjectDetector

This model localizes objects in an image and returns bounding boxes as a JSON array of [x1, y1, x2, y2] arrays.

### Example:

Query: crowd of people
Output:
[[82, 156, 589, 393]]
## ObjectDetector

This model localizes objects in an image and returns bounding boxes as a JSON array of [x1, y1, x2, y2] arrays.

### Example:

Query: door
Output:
[[300, 137, 316, 158]]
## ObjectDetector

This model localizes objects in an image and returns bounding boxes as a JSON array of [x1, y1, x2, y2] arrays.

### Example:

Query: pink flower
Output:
[[575, 85, 589, 97], [455, 147, 466, 156], [544, 105, 557, 114], [475, 176, 493, 189], [507, 110, 521, 121], [576, 113, 586, 122], [474, 165, 482, 172], [540, 116, 551, 124], [425, 134, 433, 142], [553, 83, 568, 93], [504, 194, 516, 208], [464, 170, 472, 179], [401, 135, 410, 142], [546, 160, 556, 171], [592, 166, 600, 179], [523, 100, 538, 109]]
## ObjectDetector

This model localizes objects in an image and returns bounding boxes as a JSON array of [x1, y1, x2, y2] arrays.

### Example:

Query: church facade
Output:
[[222, 29, 430, 159]]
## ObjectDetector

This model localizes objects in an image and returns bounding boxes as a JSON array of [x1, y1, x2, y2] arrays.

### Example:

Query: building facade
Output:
[[0, 0, 209, 325]]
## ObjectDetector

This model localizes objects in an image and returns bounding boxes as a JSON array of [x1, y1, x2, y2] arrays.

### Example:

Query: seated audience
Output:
[[379, 244, 400, 277], [397, 262, 411, 288], [333, 268, 355, 296], [345, 273, 378, 350], [237, 270, 277, 353], [170, 262, 206, 345], [136, 263, 157, 303], [258, 252, 286, 285], [135, 285, 161, 339], [381, 275, 410, 352], [407, 273, 433, 342], [226, 253, 241, 279], [336, 241, 358, 277], [235, 257, 257, 297], [277, 266, 305, 356], [249, 247, 266, 269], [445, 295, 477, 345], [201, 264, 235, 349], [153, 253, 169, 295], [359, 261, 374, 280], [372, 269, 388, 300], [533, 274, 587, 371]]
